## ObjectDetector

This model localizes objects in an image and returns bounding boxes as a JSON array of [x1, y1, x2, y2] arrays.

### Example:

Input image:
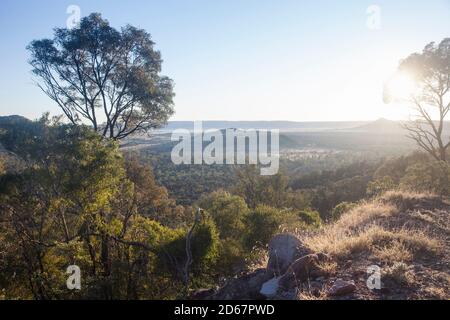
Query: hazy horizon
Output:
[[1, 0, 450, 122]]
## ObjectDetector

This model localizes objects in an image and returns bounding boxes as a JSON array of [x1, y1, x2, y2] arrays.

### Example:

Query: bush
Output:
[[198, 190, 249, 239], [400, 161, 450, 195], [298, 209, 322, 227], [160, 212, 220, 279], [331, 202, 357, 221], [244, 205, 281, 249], [367, 176, 396, 197]]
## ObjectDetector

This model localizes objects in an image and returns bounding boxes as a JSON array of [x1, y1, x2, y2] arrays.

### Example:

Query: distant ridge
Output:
[[348, 118, 404, 134], [347, 118, 450, 135], [159, 121, 369, 132], [0, 115, 32, 125]]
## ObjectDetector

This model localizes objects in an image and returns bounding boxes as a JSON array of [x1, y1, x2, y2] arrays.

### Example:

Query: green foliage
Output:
[[244, 205, 281, 249], [400, 161, 450, 195], [0, 117, 220, 299], [0, 157, 4, 175], [297, 209, 322, 227], [234, 166, 312, 211], [367, 176, 396, 197], [160, 212, 220, 277], [198, 190, 249, 239], [0, 115, 44, 153], [395, 38, 450, 162], [124, 154, 187, 228], [28, 13, 174, 140], [310, 175, 370, 219], [2, 112, 448, 300], [196, 191, 250, 275], [374, 152, 429, 183], [374, 151, 450, 196], [234, 166, 289, 208], [331, 202, 357, 221], [139, 150, 237, 205]]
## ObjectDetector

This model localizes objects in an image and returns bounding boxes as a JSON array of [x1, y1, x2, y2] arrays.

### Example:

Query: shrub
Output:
[[400, 161, 450, 195], [331, 202, 357, 221], [383, 262, 415, 286], [244, 205, 281, 249], [366, 176, 396, 197], [298, 209, 322, 227], [198, 190, 249, 239]]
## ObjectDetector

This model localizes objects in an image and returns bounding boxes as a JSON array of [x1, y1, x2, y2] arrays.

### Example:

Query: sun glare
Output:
[[385, 72, 417, 101]]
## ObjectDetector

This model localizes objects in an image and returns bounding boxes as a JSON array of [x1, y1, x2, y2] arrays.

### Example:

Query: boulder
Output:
[[261, 253, 331, 298], [278, 253, 331, 290], [212, 268, 272, 300], [266, 233, 311, 276], [190, 288, 216, 300], [328, 279, 356, 296], [260, 277, 281, 298]]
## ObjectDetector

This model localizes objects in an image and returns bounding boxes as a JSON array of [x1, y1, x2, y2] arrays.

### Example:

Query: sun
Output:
[[384, 72, 417, 102]]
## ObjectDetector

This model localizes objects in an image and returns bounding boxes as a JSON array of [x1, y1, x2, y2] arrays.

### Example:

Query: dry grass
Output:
[[383, 262, 415, 286], [304, 193, 443, 263], [306, 225, 440, 262], [380, 190, 442, 211], [372, 240, 413, 263], [296, 281, 330, 300], [297, 288, 328, 300], [290, 190, 448, 300], [333, 202, 398, 231], [421, 287, 448, 299], [316, 260, 338, 275]]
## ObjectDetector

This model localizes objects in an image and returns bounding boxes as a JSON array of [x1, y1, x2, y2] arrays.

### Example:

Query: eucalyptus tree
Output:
[[28, 13, 174, 140]]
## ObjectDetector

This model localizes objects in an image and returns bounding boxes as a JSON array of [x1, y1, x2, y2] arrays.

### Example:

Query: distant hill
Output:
[[159, 121, 369, 133], [347, 118, 404, 134], [0, 115, 32, 126], [348, 118, 450, 135]]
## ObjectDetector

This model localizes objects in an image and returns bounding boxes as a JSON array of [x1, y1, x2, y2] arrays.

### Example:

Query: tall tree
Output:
[[28, 13, 174, 140], [0, 117, 218, 299], [387, 38, 450, 161]]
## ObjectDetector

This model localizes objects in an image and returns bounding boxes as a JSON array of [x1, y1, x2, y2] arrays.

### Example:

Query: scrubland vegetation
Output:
[[0, 115, 448, 300], [0, 13, 448, 300]]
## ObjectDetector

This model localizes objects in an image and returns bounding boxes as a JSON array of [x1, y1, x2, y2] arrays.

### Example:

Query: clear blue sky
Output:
[[1, 0, 449, 121]]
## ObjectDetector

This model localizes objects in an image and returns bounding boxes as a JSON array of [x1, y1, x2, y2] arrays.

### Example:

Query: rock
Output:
[[212, 269, 272, 300], [308, 281, 323, 297], [190, 288, 216, 300], [266, 233, 311, 276], [379, 287, 391, 294], [260, 277, 281, 298], [277, 288, 297, 300], [328, 279, 356, 296], [278, 253, 331, 290]]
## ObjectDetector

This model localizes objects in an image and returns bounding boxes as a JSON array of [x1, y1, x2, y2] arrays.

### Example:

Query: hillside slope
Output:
[[301, 191, 449, 299], [204, 191, 449, 300]]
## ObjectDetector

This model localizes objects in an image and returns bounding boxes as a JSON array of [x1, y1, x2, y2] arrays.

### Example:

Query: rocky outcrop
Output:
[[259, 253, 331, 298], [328, 279, 356, 296], [202, 193, 450, 300], [278, 253, 331, 290], [205, 233, 333, 300], [211, 268, 272, 300], [259, 277, 281, 298], [266, 233, 311, 276]]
